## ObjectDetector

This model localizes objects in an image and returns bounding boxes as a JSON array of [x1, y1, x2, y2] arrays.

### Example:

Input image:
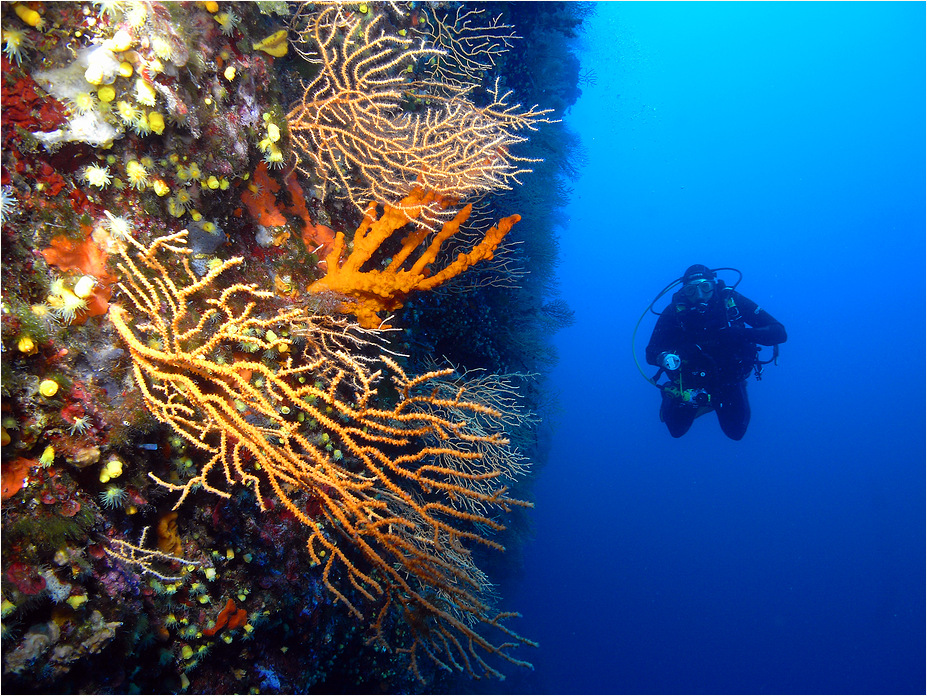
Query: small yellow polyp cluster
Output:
[[46, 278, 90, 324], [257, 113, 284, 168], [99, 456, 124, 483]]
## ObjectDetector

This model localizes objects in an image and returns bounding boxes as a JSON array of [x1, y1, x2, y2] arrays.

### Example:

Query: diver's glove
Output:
[[660, 352, 681, 372]]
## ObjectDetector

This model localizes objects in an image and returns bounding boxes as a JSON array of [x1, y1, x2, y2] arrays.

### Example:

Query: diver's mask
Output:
[[681, 279, 715, 311]]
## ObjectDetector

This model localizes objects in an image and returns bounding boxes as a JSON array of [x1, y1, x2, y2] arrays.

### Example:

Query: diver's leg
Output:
[[716, 381, 750, 440], [661, 391, 696, 438]]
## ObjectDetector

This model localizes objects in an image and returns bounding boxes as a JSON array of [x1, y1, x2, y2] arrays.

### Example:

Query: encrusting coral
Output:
[[107, 229, 535, 680]]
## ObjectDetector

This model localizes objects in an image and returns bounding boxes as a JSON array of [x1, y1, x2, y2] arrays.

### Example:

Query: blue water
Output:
[[509, 3, 925, 694]]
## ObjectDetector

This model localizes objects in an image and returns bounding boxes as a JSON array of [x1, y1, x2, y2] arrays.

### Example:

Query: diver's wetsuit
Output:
[[645, 286, 786, 440]]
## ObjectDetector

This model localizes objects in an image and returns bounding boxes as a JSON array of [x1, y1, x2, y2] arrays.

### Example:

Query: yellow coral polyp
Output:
[[148, 111, 165, 135], [150, 36, 174, 61], [2, 27, 30, 65], [118, 61, 134, 78], [39, 445, 55, 467], [135, 78, 157, 107], [214, 10, 240, 36], [125, 160, 149, 190], [264, 146, 284, 168], [151, 179, 169, 197], [84, 63, 108, 87], [13, 3, 43, 29], [83, 164, 112, 188], [17, 335, 36, 354], [99, 457, 124, 483], [252, 30, 288, 58], [174, 187, 193, 209], [167, 198, 185, 218], [116, 100, 139, 124], [39, 379, 59, 398], [97, 85, 116, 103], [73, 275, 97, 299], [71, 92, 98, 115], [106, 29, 136, 52]]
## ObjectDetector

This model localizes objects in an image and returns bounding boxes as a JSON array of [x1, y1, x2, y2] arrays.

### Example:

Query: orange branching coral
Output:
[[108, 229, 535, 680], [308, 189, 520, 328]]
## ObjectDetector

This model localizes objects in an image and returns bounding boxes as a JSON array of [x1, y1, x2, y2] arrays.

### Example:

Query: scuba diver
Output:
[[642, 264, 787, 440]]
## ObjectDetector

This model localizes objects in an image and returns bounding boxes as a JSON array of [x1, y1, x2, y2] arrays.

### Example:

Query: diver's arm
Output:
[[645, 310, 680, 366], [733, 291, 787, 345]]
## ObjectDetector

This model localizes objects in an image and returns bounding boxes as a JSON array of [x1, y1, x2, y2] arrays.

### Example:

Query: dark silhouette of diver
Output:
[[644, 264, 787, 440]]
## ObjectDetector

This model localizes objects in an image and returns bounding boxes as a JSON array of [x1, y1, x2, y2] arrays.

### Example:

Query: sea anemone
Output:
[[214, 10, 241, 36], [174, 187, 194, 210], [99, 484, 128, 509], [103, 210, 132, 239], [131, 112, 152, 136], [1, 185, 18, 224], [70, 92, 98, 115], [150, 35, 174, 61], [116, 99, 139, 124], [125, 160, 149, 189], [1, 26, 32, 65], [83, 164, 113, 189], [69, 415, 92, 436], [92, 0, 125, 20], [49, 289, 88, 324]]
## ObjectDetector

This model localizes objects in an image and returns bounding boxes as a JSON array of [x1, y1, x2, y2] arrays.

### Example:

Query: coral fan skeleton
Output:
[[287, 5, 555, 228], [108, 230, 536, 679]]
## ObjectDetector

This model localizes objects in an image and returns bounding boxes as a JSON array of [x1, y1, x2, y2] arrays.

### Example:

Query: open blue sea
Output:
[[507, 3, 925, 694]]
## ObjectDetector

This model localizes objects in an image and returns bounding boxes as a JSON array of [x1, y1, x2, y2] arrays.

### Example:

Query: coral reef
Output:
[[1, 1, 587, 692]]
